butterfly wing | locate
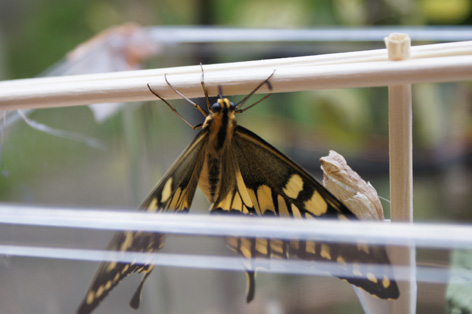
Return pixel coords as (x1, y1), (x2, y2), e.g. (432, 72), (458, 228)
(77, 129), (208, 314)
(212, 125), (399, 301)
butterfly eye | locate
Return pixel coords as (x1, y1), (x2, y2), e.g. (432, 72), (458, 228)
(211, 102), (221, 113)
(229, 101), (236, 110)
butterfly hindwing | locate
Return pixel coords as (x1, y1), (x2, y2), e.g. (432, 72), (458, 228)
(212, 125), (399, 300)
(77, 129), (208, 314)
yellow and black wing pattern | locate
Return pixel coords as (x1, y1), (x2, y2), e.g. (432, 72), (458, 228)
(77, 130), (209, 314)
(211, 125), (400, 301)
(78, 69), (399, 313)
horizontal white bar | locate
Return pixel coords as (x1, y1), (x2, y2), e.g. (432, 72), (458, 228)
(146, 26), (472, 43)
(0, 244), (460, 285)
(0, 204), (471, 250)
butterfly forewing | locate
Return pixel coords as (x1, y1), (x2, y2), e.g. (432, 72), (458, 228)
(77, 129), (209, 314)
(140, 128), (208, 211)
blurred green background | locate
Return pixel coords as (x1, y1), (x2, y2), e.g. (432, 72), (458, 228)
(0, 0), (471, 313)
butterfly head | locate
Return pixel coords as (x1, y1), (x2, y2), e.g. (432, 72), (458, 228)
(211, 98), (236, 114)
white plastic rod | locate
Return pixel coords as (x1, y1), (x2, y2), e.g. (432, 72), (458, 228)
(386, 33), (417, 314)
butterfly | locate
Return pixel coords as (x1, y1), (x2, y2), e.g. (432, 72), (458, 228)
(77, 66), (399, 313)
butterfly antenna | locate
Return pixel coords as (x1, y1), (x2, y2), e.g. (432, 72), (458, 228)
(200, 63), (212, 111)
(164, 74), (208, 118)
(235, 69), (276, 112)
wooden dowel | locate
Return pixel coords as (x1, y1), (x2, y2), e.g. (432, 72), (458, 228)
(0, 53), (471, 111)
(386, 33), (417, 314)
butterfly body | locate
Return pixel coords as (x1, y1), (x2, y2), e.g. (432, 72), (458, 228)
(77, 70), (399, 314)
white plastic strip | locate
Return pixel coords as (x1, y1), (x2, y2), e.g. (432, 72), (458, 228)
(0, 205), (471, 250)
(146, 26), (472, 43)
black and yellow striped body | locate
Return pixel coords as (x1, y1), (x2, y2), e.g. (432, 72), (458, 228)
(77, 72), (399, 314)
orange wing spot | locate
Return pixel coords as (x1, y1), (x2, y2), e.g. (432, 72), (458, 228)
(270, 240), (284, 255)
(357, 241), (370, 254)
(291, 204), (302, 218)
(227, 237), (238, 250)
(367, 272), (378, 284)
(168, 187), (182, 208)
(255, 239), (268, 255)
(277, 194), (290, 216)
(86, 290), (95, 305)
(304, 191), (328, 216)
(106, 261), (117, 272)
(105, 280), (112, 290)
(218, 189), (234, 209)
(120, 232), (134, 251)
(247, 188), (260, 214)
(282, 174), (304, 199)
(147, 198), (159, 212)
(290, 239), (300, 250)
(257, 185), (274, 213)
(337, 213), (349, 220)
(240, 238), (253, 258)
(320, 244), (331, 260)
(232, 193), (242, 210)
(305, 241), (316, 254)
(337, 255), (347, 265)
(95, 286), (105, 298)
(122, 264), (130, 274)
(236, 170), (253, 207)
(160, 178), (173, 203)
